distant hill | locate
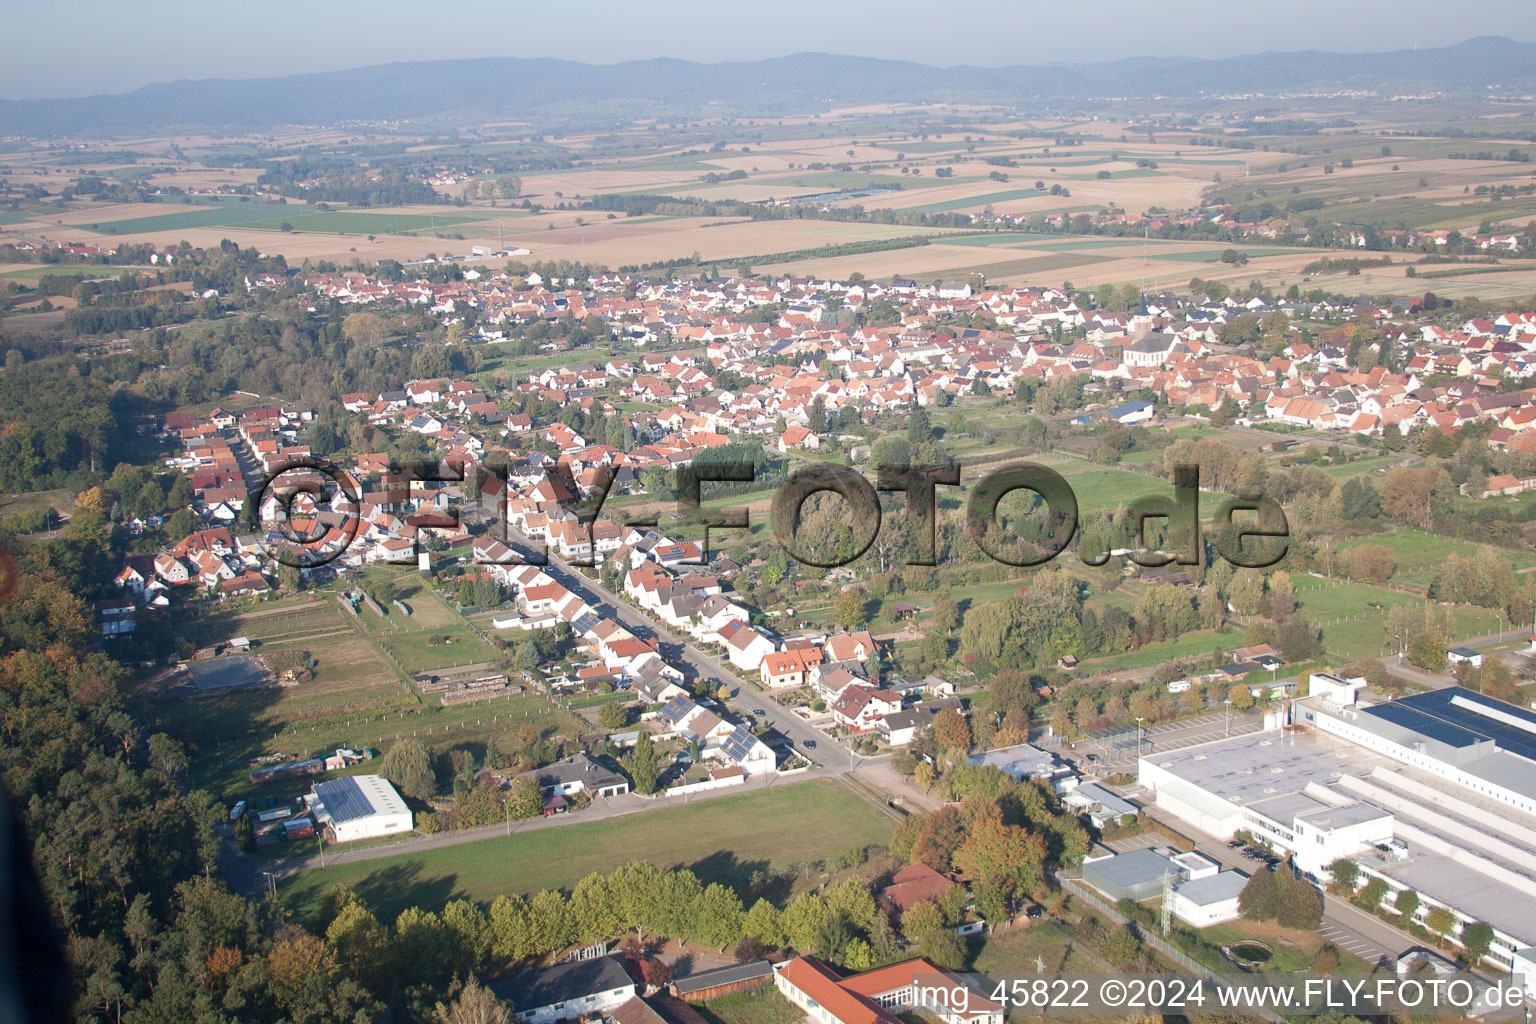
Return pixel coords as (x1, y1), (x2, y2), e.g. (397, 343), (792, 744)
(3, 37), (1534, 135)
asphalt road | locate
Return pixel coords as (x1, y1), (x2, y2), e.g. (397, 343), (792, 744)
(1141, 805), (1415, 968)
(222, 761), (825, 898)
(1384, 628), (1533, 689)
(501, 529), (839, 759)
(222, 530), (855, 899)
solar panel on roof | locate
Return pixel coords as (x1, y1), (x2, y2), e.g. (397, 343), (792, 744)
(721, 726), (755, 761)
(314, 777), (374, 823)
(1363, 686), (1536, 760)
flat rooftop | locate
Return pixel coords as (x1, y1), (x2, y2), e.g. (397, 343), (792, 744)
(1143, 727), (1395, 804)
(1362, 686), (1536, 760)
(1145, 727), (1536, 948)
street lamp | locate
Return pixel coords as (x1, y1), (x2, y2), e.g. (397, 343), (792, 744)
(1135, 717), (1145, 758)
(262, 871), (278, 900)
(1224, 698), (1232, 738)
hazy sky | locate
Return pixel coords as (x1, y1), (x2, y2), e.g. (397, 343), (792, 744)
(4, 0), (1532, 100)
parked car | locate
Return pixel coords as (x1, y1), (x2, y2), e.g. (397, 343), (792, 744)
(1025, 905), (1044, 920)
(1226, 839), (1245, 848)
(229, 800), (247, 822)
(804, 740), (816, 749)
(753, 708), (766, 717)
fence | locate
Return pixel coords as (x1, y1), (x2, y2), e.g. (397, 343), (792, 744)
(1059, 874), (1288, 1024)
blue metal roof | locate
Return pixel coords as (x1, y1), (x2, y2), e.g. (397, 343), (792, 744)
(1362, 686), (1536, 760)
(312, 777), (374, 824)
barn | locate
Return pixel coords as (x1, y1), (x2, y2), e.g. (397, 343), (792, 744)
(306, 774), (413, 842)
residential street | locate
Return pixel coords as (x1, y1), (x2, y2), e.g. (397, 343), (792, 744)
(500, 528), (839, 759)
(222, 529), (861, 900)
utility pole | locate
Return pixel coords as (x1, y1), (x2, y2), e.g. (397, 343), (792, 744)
(1160, 868), (1176, 937)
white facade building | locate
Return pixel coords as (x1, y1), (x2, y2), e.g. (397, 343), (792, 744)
(306, 774), (413, 842)
(1138, 678), (1536, 973)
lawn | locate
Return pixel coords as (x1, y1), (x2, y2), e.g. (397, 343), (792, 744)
(1197, 918), (1374, 974)
(1297, 577), (1511, 659)
(1054, 466), (1178, 514)
(1317, 455), (1405, 479)
(694, 988), (805, 1024)
(89, 201), (318, 234)
(1079, 626), (1241, 672)
(279, 778), (894, 924)
(89, 204), (483, 236)
(1338, 527), (1536, 585)
(0, 488), (71, 519)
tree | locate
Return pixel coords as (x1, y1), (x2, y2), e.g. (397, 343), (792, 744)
(833, 590), (867, 630)
(1394, 889), (1420, 921)
(920, 927), (967, 971)
(1238, 866), (1282, 920)
(1460, 921), (1494, 964)
(954, 801), (1047, 896)
(1425, 906), (1456, 941)
(627, 735), (660, 795)
(1276, 872), (1323, 930)
(1408, 631), (1447, 672)
(1227, 683), (1255, 711)
(598, 701), (629, 731)
(741, 898), (785, 948)
(380, 736), (436, 801)
(235, 812), (255, 852)
(506, 776), (543, 819)
(901, 900), (945, 942)
(1326, 858), (1358, 895)
(435, 977), (512, 1024)
(932, 708), (972, 752)
(1357, 877), (1390, 911)
(1348, 544), (1397, 583)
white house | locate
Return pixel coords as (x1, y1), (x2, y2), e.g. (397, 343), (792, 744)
(718, 619), (776, 671)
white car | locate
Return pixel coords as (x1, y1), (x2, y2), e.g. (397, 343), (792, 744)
(229, 800), (247, 821)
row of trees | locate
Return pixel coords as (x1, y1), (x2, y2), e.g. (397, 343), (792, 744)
(1327, 859), (1494, 965)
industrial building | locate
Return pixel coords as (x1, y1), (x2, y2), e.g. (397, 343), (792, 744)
(1166, 871), (1248, 928)
(1139, 674), (1536, 973)
(1079, 846), (1247, 927)
(305, 774), (413, 843)
(1080, 847), (1219, 901)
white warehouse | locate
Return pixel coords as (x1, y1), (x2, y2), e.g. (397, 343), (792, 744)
(1138, 675), (1536, 975)
(306, 774), (413, 842)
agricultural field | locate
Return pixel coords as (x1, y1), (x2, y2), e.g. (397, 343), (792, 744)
(141, 596), (415, 798)
(279, 778), (894, 924)
(12, 104), (1536, 294)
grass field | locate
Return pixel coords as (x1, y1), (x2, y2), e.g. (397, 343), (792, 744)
(1337, 527), (1536, 586)
(899, 188), (1046, 214)
(141, 577), (586, 802)
(90, 204), (483, 236)
(1296, 576), (1513, 659)
(279, 778), (894, 924)
(240, 211), (487, 234)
